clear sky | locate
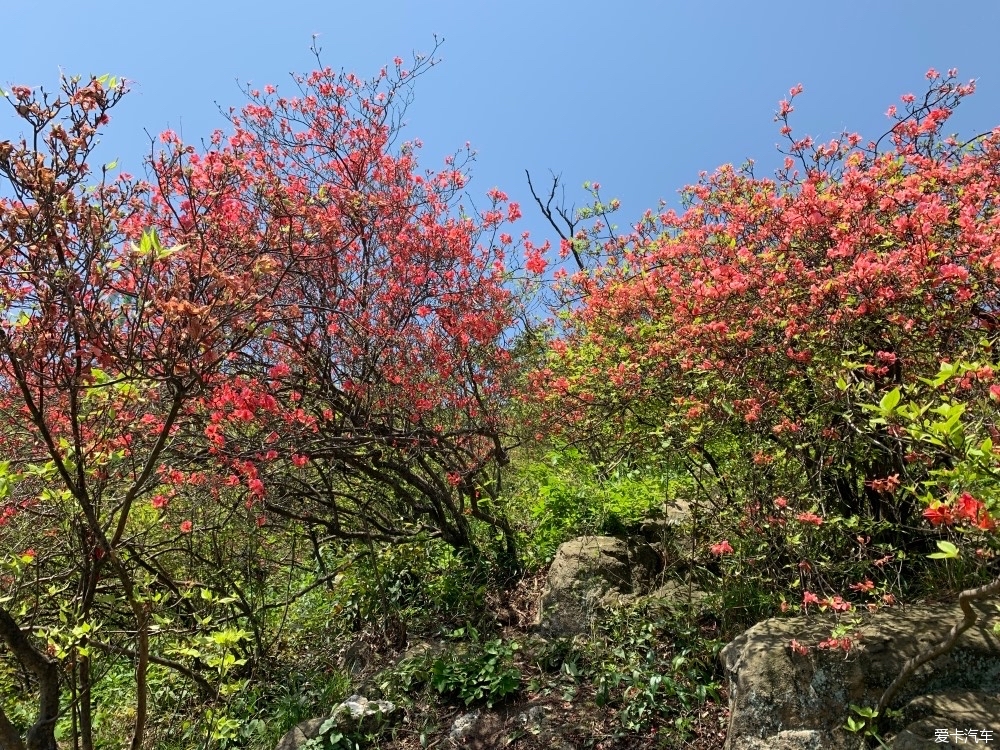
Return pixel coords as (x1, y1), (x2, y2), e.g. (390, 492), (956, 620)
(3, 1), (1000, 245)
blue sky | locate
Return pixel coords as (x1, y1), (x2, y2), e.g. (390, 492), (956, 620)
(4, 1), (1000, 246)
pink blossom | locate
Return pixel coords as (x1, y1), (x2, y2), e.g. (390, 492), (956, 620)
(710, 540), (734, 556)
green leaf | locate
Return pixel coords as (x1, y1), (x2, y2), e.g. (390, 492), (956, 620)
(850, 704), (879, 718)
(879, 388), (901, 413)
(928, 540), (960, 560)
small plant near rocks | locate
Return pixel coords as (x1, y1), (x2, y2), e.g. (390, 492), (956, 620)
(301, 722), (362, 750)
(843, 704), (902, 748)
(429, 628), (522, 707)
(374, 627), (521, 709)
(591, 605), (723, 739)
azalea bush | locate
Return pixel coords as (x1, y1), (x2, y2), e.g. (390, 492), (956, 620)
(532, 68), (1000, 619)
(0, 73), (272, 750)
(140, 45), (525, 564)
(0, 46), (526, 749)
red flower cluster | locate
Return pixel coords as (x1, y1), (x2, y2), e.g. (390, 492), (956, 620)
(923, 492), (995, 530)
(817, 637), (853, 652)
(801, 590), (854, 612)
(710, 540), (734, 556)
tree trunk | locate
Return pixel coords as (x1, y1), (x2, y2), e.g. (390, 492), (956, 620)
(0, 704), (27, 750)
(128, 605), (149, 750)
(80, 650), (94, 750)
(0, 604), (60, 750)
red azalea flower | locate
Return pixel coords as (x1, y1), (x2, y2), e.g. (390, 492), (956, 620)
(922, 502), (953, 527)
(954, 492), (982, 523)
(710, 540), (734, 556)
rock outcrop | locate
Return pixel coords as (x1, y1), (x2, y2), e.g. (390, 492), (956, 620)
(534, 535), (661, 636)
(273, 694), (399, 749)
(721, 599), (1000, 749)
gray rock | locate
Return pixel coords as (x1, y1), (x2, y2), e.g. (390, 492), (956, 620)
(641, 498), (692, 536)
(273, 717), (325, 750)
(641, 498), (708, 571)
(900, 689), (1000, 725)
(329, 694), (398, 734)
(890, 691), (1000, 748)
(399, 637), (445, 663)
(449, 709), (481, 742)
(647, 579), (708, 610)
(721, 600), (1000, 750)
(890, 721), (957, 749)
(517, 704), (548, 734)
(535, 536), (662, 636)
(733, 730), (829, 750)
(640, 499), (692, 546)
(273, 695), (399, 749)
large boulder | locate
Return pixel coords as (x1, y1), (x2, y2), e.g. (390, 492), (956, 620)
(891, 691), (1000, 748)
(273, 694), (399, 749)
(721, 600), (1000, 750)
(640, 498), (695, 568)
(535, 536), (661, 637)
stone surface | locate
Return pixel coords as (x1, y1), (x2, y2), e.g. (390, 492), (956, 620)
(535, 536), (662, 636)
(399, 636), (446, 664)
(640, 499), (692, 539)
(329, 694), (398, 733)
(889, 691), (1000, 748)
(721, 600), (1000, 750)
(731, 730), (830, 750)
(449, 709), (482, 742)
(443, 701), (580, 749)
(517, 704), (547, 728)
(646, 579), (709, 611)
(274, 717), (325, 750)
(272, 695), (399, 749)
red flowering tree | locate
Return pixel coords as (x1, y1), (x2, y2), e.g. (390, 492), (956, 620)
(533, 69), (1000, 602)
(138, 46), (523, 563)
(0, 51), (524, 749)
(0, 74), (278, 750)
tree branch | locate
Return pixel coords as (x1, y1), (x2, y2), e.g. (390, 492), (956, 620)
(88, 638), (214, 698)
(876, 574), (1000, 715)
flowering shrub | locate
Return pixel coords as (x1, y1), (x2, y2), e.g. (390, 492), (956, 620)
(532, 69), (1000, 629)
(0, 50), (526, 748)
